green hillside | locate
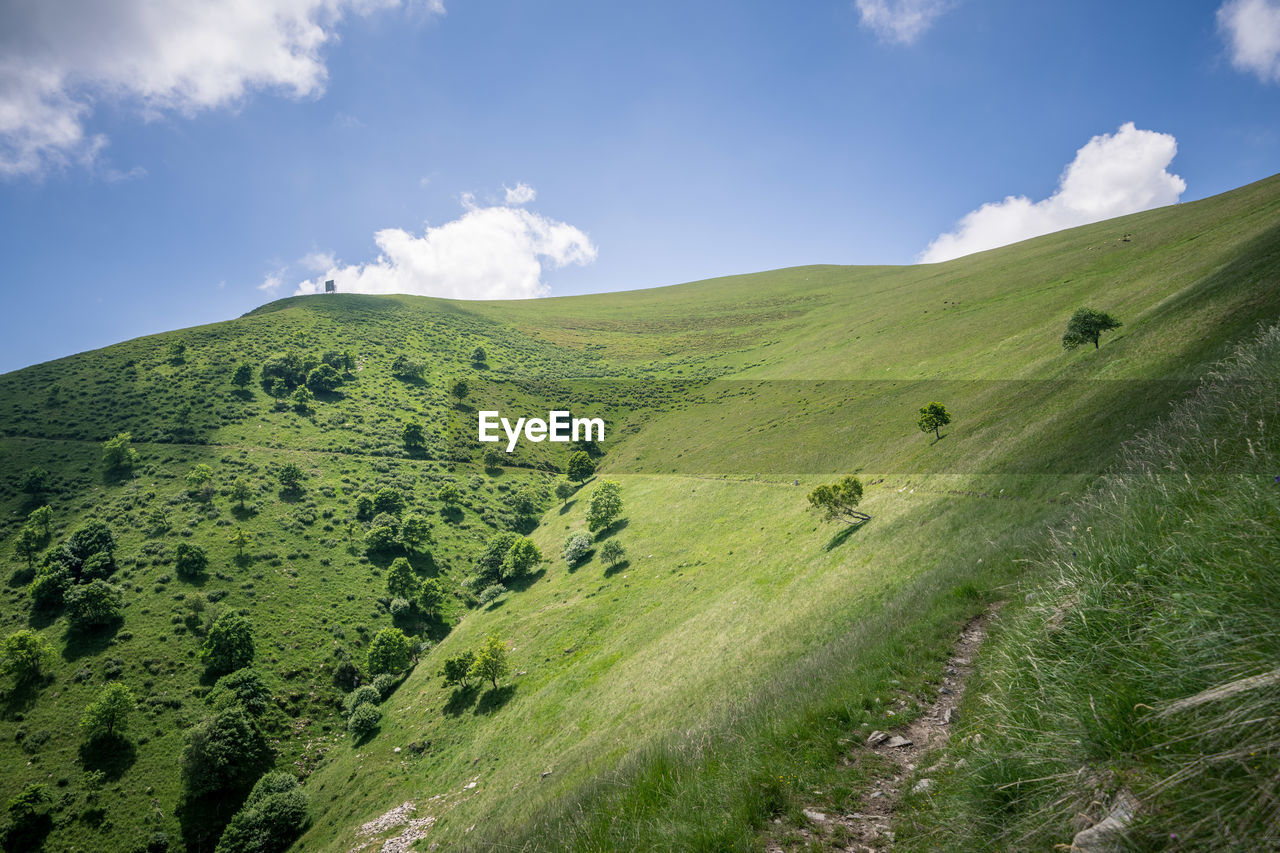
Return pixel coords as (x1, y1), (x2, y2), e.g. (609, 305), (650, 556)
(1, 173), (1278, 853)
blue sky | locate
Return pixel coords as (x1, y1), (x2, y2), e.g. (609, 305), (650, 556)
(1, 0), (1278, 372)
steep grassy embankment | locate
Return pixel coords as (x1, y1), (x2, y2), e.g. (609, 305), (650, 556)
(0, 172), (1276, 852)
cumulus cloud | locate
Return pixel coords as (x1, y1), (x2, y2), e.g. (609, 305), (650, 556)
(919, 123), (1186, 263)
(504, 182), (537, 205)
(294, 191), (597, 300)
(258, 270), (286, 292)
(0, 0), (441, 178)
(1218, 0), (1280, 83)
(855, 0), (952, 45)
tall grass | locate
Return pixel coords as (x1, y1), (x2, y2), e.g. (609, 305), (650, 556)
(899, 322), (1280, 850)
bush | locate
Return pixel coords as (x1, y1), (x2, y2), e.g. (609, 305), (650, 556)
(209, 669), (272, 716)
(364, 526), (398, 554)
(1, 630), (55, 685)
(600, 539), (626, 567)
(342, 685), (380, 716)
(28, 565), (71, 610)
(586, 481), (623, 533)
(477, 583), (507, 605)
(389, 597), (411, 618)
(367, 627), (413, 675)
(214, 772), (309, 853)
(174, 542), (208, 579)
(180, 707), (272, 798)
(500, 536), (542, 580)
(64, 580), (124, 630)
(418, 578), (444, 617)
(562, 532), (591, 565)
(372, 673), (398, 699)
(201, 613), (255, 675)
(439, 652), (476, 688)
(347, 703), (381, 739)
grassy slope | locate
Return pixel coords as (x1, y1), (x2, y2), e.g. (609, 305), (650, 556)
(0, 173), (1275, 851)
(896, 322), (1280, 851)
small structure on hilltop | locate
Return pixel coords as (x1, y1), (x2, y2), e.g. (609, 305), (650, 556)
(324, 279), (336, 294)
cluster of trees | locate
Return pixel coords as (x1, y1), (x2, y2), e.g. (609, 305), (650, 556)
(214, 771), (309, 853)
(240, 350), (355, 412)
(27, 520), (125, 631)
(438, 634), (510, 691)
(473, 531), (544, 587)
(385, 557), (446, 620)
(102, 432), (139, 477)
(355, 485), (435, 557)
(562, 530), (626, 568)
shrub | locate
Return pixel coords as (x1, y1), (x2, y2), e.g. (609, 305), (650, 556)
(439, 652), (475, 688)
(201, 613), (255, 675)
(342, 685), (381, 716)
(477, 583), (507, 605)
(180, 707), (272, 798)
(64, 580), (124, 630)
(600, 539), (626, 567)
(1, 630), (55, 685)
(347, 703), (381, 739)
(562, 532), (591, 565)
(586, 480), (623, 533)
(389, 597), (411, 618)
(501, 537), (542, 580)
(80, 682), (135, 743)
(209, 669), (272, 716)
(214, 772), (309, 853)
(367, 627), (413, 675)
(174, 542), (208, 579)
(372, 673), (398, 699)
(372, 486), (405, 516)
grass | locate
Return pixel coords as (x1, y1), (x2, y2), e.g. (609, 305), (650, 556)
(894, 322), (1280, 851)
(0, 172), (1276, 851)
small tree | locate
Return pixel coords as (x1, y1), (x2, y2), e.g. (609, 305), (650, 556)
(354, 493), (375, 521)
(1062, 307), (1122, 350)
(474, 531), (518, 584)
(449, 378), (469, 404)
(19, 467), (50, 499)
(402, 422), (426, 450)
(306, 363), (342, 393)
(232, 363), (255, 389)
(102, 432), (138, 476)
(399, 513), (433, 556)
(175, 542), (208, 580)
(439, 651), (475, 689)
(562, 532), (591, 565)
(364, 525), (399, 554)
(418, 578), (445, 618)
(0, 629), (54, 685)
(555, 480), (575, 506)
(386, 557), (420, 600)
(27, 566), (71, 611)
(290, 386), (314, 413)
(64, 580), (124, 630)
(567, 451), (595, 484)
(215, 772), (309, 853)
(167, 341), (187, 364)
(373, 486), (406, 516)
(228, 528), (253, 557)
(231, 478), (253, 509)
(209, 668), (273, 716)
(586, 480), (623, 533)
(470, 346), (487, 364)
(80, 682), (135, 743)
(600, 539), (626, 568)
(347, 703), (381, 739)
(483, 448), (505, 470)
(180, 707), (272, 798)
(186, 464), (215, 498)
(202, 613), (255, 675)
(469, 634), (511, 690)
(367, 627), (413, 675)
(917, 402), (951, 441)
(28, 505), (53, 538)
(501, 537), (542, 580)
(807, 475), (871, 524)
(390, 354), (424, 380)
(277, 462), (305, 492)
(437, 483), (461, 507)
(14, 526), (43, 569)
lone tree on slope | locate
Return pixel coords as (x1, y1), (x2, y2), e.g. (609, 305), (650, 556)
(807, 475), (871, 525)
(1062, 307), (1122, 350)
(917, 402), (951, 441)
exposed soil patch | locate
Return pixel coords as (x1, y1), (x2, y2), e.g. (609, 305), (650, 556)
(769, 606), (999, 852)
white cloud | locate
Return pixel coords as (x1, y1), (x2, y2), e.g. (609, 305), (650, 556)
(855, 0), (951, 45)
(919, 122), (1186, 263)
(294, 190), (596, 300)
(1218, 0), (1280, 83)
(258, 270), (286, 292)
(299, 250), (337, 272)
(0, 0), (442, 178)
(504, 182), (537, 205)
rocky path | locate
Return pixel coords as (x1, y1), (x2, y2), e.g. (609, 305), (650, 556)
(769, 607), (998, 852)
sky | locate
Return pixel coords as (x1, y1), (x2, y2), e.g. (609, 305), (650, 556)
(1, 0), (1278, 372)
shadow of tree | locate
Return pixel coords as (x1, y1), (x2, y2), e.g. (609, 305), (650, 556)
(593, 518), (629, 542)
(474, 684), (516, 716)
(439, 506), (463, 524)
(506, 568), (545, 593)
(442, 685), (480, 717)
(824, 519), (870, 551)
(178, 790), (248, 853)
(1, 679), (46, 719)
(603, 559), (631, 578)
(557, 499), (577, 516)
(229, 505), (258, 523)
(61, 622), (121, 662)
(79, 735), (137, 780)
(1, 812), (52, 851)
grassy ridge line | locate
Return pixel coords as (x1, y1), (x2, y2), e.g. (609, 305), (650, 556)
(896, 322), (1280, 850)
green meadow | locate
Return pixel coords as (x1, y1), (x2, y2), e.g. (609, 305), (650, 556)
(1, 172), (1278, 852)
